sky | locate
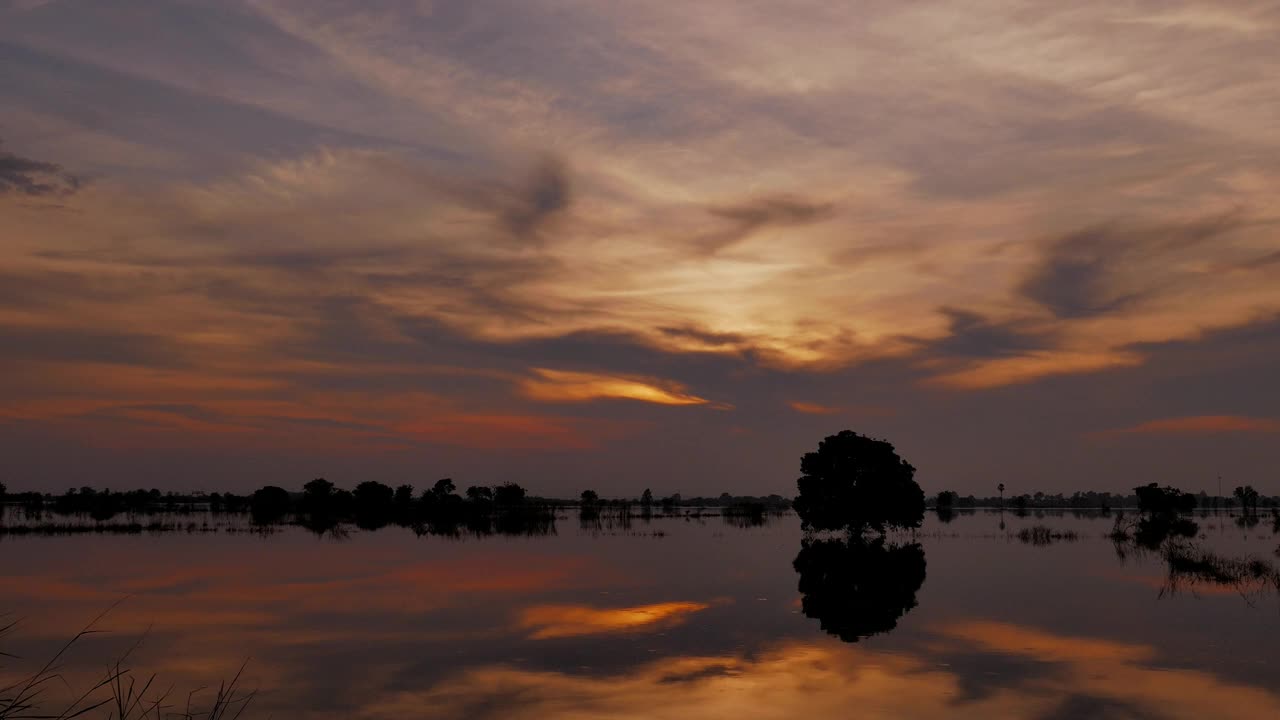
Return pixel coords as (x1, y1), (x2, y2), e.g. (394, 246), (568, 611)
(1, 0), (1278, 497)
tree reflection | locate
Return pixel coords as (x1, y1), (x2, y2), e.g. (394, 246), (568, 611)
(792, 537), (927, 642)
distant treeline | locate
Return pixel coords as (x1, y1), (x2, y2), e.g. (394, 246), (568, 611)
(0, 480), (792, 528)
(928, 487), (1277, 511)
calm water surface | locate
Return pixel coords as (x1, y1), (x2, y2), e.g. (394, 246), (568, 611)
(2, 510), (1278, 718)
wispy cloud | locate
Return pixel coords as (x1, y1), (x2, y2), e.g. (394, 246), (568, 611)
(518, 368), (715, 407)
(788, 401), (842, 415)
(923, 351), (1147, 390)
(3, 0), (1280, 488)
(1098, 415), (1280, 437)
(0, 139), (82, 196)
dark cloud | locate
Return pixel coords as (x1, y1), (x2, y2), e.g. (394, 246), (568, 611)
(1237, 246), (1280, 271)
(222, 246), (412, 274)
(0, 41), (436, 175)
(0, 326), (190, 369)
(709, 195), (834, 227)
(501, 156), (571, 237)
(0, 139), (82, 196)
(1020, 214), (1245, 319)
(926, 308), (1042, 359)
(695, 194), (835, 254)
(932, 649), (1053, 705)
(1035, 694), (1158, 720)
(1021, 227), (1130, 318)
(656, 324), (750, 352)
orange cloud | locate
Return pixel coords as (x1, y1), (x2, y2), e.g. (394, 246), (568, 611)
(787, 401), (841, 415)
(937, 620), (1155, 663)
(1099, 415), (1280, 437)
(518, 368), (716, 407)
(923, 350), (1145, 390)
(516, 601), (712, 639)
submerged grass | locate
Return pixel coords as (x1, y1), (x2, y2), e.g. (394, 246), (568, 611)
(1013, 525), (1080, 546)
(1161, 543), (1280, 602)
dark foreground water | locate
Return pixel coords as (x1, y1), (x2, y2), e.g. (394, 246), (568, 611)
(2, 510), (1278, 718)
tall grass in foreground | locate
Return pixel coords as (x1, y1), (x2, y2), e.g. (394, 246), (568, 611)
(0, 606), (253, 719)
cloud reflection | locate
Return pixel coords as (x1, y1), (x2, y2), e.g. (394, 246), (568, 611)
(516, 601), (712, 639)
(359, 622), (1280, 719)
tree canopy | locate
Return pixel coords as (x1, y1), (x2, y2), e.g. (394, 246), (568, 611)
(793, 431), (925, 533)
(1134, 483), (1197, 515)
(249, 485), (291, 525)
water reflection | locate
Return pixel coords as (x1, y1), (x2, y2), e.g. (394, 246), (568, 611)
(793, 537), (927, 642)
(2, 511), (1279, 718)
(517, 601), (711, 639)
(357, 623), (1280, 720)
(1108, 509), (1280, 601)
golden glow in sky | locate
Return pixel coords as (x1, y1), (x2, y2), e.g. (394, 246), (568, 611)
(1, 0), (1278, 492)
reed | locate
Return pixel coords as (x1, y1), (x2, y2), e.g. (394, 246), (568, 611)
(0, 606), (253, 720)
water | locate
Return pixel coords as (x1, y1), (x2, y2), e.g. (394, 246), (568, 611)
(1, 510), (1277, 718)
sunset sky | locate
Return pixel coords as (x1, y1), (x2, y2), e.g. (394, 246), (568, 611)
(2, 0), (1278, 496)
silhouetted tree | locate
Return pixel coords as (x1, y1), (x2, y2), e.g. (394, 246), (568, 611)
(1134, 483), (1197, 515)
(793, 431), (925, 534)
(392, 484), (415, 522)
(579, 489), (600, 521)
(1234, 485), (1260, 514)
(250, 486), (291, 525)
(420, 478), (463, 524)
(933, 490), (957, 523)
(394, 484), (415, 507)
(793, 537), (927, 642)
(997, 482), (1005, 508)
(494, 482), (527, 507)
(353, 481), (394, 529)
(301, 478), (337, 520)
(303, 478), (334, 502)
(354, 481), (393, 507)
(332, 488), (353, 511)
(641, 488), (653, 510)
(460, 486), (495, 528)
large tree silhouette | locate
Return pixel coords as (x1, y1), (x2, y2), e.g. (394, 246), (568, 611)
(793, 431), (925, 533)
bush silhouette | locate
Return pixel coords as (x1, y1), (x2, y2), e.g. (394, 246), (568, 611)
(493, 482), (527, 507)
(1134, 483), (1196, 515)
(250, 485), (291, 525)
(793, 431), (925, 534)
